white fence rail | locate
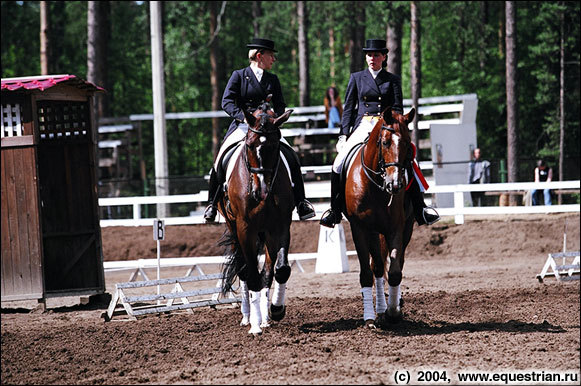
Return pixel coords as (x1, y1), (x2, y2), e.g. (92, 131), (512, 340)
(99, 180), (579, 227)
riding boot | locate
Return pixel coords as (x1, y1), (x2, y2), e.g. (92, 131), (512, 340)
(203, 167), (223, 223)
(281, 144), (316, 220)
(319, 171), (343, 228)
(408, 177), (440, 226)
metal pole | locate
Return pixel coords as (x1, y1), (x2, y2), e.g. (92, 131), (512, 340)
(157, 239), (161, 304)
(150, 1), (169, 217)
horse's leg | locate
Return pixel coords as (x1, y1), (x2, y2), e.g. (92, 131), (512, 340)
(370, 235), (387, 316)
(237, 226), (263, 335)
(267, 228), (291, 322)
(239, 279), (250, 326)
(258, 244), (273, 329)
(351, 224), (376, 327)
(385, 230), (405, 322)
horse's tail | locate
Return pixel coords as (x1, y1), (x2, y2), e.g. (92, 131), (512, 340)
(218, 228), (245, 295)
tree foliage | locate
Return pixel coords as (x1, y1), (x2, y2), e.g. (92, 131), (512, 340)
(1, 0), (579, 182)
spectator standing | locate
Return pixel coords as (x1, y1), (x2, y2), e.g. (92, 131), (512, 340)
(468, 148), (490, 207)
(532, 159), (553, 206)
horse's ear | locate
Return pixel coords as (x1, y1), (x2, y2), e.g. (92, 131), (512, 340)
(273, 109), (293, 127)
(404, 108), (416, 124)
(243, 109), (257, 127)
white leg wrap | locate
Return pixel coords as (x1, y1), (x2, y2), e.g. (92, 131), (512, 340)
(272, 281), (286, 307)
(375, 277), (387, 314)
(248, 290), (262, 334)
(239, 281), (250, 326)
(387, 285), (401, 313)
(361, 287), (375, 321)
(260, 288), (270, 328)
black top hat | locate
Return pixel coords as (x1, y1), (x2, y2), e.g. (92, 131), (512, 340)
(363, 39), (389, 54)
(247, 38), (277, 52)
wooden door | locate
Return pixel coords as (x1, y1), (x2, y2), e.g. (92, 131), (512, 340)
(36, 100), (104, 294)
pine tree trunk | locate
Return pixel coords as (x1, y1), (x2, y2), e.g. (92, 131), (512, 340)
(252, 1), (262, 37)
(40, 1), (50, 75)
(410, 1), (421, 151)
(87, 1), (110, 118)
(349, 1), (365, 74)
(386, 19), (402, 78)
(329, 26), (335, 83)
(210, 1), (221, 159)
(297, 1), (310, 107)
(558, 4), (565, 201)
(505, 1), (519, 205)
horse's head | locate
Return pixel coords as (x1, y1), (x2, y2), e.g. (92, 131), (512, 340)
(373, 107), (415, 194)
(242, 100), (293, 202)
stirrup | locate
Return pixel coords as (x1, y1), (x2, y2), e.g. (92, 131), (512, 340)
(422, 206), (440, 225)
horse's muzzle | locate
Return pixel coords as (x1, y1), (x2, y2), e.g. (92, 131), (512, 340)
(383, 171), (405, 194)
(384, 179), (403, 194)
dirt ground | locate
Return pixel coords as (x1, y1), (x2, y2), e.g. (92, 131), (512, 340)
(2, 213), (580, 385)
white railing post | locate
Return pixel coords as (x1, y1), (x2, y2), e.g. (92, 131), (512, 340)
(454, 189), (465, 224)
(133, 203), (141, 220)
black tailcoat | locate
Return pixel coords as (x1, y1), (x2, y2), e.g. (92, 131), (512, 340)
(221, 66), (286, 138)
(341, 69), (403, 136)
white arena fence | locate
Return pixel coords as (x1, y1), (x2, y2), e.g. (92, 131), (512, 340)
(101, 181), (579, 279)
(99, 180), (579, 227)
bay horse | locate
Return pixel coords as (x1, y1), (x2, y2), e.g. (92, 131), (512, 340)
(219, 101), (294, 335)
(343, 108), (416, 328)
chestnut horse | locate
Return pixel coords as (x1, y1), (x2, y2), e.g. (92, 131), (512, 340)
(344, 108), (416, 328)
(219, 101), (294, 335)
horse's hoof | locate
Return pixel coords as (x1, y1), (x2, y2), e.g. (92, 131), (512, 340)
(385, 309), (403, 323)
(364, 319), (377, 329)
(240, 315), (250, 326)
(269, 304), (286, 321)
(376, 313), (387, 328)
(248, 326), (262, 335)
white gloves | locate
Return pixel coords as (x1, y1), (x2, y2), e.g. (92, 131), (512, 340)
(336, 135), (347, 153)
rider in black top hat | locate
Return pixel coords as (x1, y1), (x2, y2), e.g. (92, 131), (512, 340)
(203, 38), (316, 223)
(319, 39), (440, 228)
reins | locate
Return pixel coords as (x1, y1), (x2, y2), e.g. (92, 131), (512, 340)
(244, 112), (281, 199)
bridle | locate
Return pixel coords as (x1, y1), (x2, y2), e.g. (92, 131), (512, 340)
(360, 120), (410, 203)
(244, 111), (281, 198)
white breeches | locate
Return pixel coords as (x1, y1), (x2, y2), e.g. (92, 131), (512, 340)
(332, 116), (380, 174)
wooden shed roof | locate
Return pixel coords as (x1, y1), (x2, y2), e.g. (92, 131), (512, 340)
(1, 74), (104, 93)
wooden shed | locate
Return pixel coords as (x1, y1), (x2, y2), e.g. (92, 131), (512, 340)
(1, 74), (106, 305)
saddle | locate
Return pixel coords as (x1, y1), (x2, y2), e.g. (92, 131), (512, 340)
(341, 142), (365, 183)
(218, 141), (293, 192)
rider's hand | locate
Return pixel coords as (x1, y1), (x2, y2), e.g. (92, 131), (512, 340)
(336, 135), (347, 153)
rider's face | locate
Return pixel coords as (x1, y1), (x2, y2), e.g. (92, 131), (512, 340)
(257, 50), (277, 71)
(366, 51), (386, 71)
